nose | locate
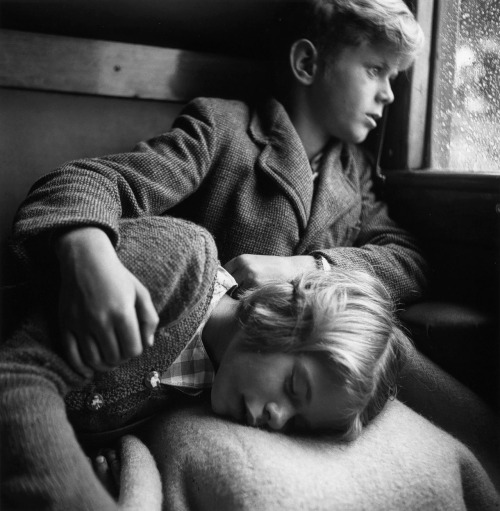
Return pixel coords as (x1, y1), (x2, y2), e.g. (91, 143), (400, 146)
(378, 79), (394, 105)
(263, 401), (294, 431)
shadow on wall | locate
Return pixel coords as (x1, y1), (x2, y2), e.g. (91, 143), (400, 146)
(0, 0), (278, 58)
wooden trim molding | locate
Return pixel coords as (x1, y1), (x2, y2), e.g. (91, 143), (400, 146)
(0, 29), (259, 101)
(428, 0), (460, 169)
(377, 0), (435, 172)
(406, 0), (435, 170)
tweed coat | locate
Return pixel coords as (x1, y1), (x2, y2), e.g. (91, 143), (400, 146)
(12, 96), (427, 304)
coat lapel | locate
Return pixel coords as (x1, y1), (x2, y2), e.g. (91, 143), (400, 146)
(295, 142), (359, 254)
(249, 98), (313, 230)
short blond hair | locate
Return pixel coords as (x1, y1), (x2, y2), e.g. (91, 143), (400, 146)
(237, 268), (410, 440)
(274, 0), (424, 70)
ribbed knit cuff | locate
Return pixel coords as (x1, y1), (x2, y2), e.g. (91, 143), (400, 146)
(0, 377), (117, 511)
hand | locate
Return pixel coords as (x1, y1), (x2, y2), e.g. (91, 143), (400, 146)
(224, 254), (316, 294)
(55, 227), (159, 376)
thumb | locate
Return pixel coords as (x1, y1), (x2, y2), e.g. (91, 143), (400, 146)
(135, 282), (159, 349)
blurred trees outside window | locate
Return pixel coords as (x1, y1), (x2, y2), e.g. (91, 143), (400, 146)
(432, 0), (500, 172)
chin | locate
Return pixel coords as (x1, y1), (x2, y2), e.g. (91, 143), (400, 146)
(211, 387), (237, 421)
(350, 131), (369, 144)
(210, 387), (223, 415)
(336, 129), (369, 145)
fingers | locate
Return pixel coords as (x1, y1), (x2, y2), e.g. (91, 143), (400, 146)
(113, 312), (143, 360)
(58, 261), (158, 372)
(94, 454), (109, 480)
(134, 282), (159, 349)
(61, 316), (125, 374)
(97, 449), (121, 484)
(61, 317), (144, 373)
(88, 308), (142, 366)
(93, 449), (120, 499)
(82, 327), (121, 368)
(62, 330), (93, 378)
(225, 255), (303, 291)
(60, 295), (153, 373)
(62, 328), (115, 375)
(108, 280), (158, 360)
(224, 255), (255, 289)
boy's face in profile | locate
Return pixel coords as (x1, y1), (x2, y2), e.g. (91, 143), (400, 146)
(309, 40), (400, 144)
(211, 335), (351, 433)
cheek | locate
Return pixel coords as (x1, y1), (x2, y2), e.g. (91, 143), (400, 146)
(212, 353), (250, 398)
(339, 72), (368, 105)
(343, 86), (365, 112)
(211, 360), (237, 404)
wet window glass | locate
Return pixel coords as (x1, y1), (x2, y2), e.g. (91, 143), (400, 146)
(432, 0), (500, 172)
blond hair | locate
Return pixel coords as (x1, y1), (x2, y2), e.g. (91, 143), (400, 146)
(237, 268), (410, 440)
(274, 0), (424, 70)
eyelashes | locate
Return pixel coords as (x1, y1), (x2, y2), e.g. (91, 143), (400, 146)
(366, 65), (399, 82)
(286, 367), (301, 404)
(367, 66), (382, 77)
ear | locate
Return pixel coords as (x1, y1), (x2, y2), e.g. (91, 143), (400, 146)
(289, 39), (319, 85)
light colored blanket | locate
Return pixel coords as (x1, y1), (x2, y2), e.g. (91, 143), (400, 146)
(138, 398), (499, 511)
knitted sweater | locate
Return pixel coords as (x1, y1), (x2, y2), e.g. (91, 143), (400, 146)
(0, 217), (219, 510)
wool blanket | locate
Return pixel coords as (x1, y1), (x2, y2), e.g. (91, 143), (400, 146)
(136, 398), (499, 511)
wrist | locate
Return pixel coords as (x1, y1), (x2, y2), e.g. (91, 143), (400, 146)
(54, 226), (113, 262)
(291, 255), (318, 273)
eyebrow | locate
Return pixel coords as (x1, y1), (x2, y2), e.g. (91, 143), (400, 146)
(382, 59), (401, 76)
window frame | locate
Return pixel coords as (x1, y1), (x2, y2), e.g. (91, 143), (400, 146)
(382, 0), (499, 176)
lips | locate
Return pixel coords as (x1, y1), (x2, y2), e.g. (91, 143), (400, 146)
(244, 400), (258, 427)
(365, 113), (381, 129)
(240, 397), (250, 424)
(242, 398), (265, 428)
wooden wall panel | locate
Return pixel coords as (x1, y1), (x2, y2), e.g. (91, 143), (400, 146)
(0, 29), (260, 101)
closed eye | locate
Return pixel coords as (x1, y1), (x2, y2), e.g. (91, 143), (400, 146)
(287, 360), (312, 403)
(287, 365), (307, 405)
(287, 369), (298, 400)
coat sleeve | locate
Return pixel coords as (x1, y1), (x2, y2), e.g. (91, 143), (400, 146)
(312, 149), (429, 305)
(10, 98), (219, 271)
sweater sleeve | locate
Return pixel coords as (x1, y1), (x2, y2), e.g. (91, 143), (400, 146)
(0, 314), (117, 510)
(313, 148), (429, 305)
(0, 330), (161, 511)
(10, 98), (219, 272)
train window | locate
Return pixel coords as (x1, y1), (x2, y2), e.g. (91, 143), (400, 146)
(431, 0), (500, 172)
